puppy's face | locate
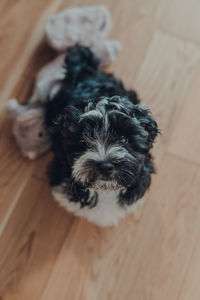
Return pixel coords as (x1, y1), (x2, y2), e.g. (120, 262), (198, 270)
(62, 96), (158, 190)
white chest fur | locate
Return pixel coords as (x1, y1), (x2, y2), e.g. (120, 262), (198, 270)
(52, 186), (139, 226)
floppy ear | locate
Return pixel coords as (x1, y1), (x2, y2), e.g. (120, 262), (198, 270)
(133, 104), (159, 148)
(62, 106), (82, 152)
(62, 106), (81, 133)
(109, 110), (147, 136)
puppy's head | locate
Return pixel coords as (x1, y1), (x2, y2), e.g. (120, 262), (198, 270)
(60, 96), (159, 190)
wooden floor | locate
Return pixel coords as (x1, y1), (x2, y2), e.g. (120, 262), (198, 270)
(1, 0), (200, 299)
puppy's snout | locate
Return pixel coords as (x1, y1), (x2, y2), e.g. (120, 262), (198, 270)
(98, 161), (114, 176)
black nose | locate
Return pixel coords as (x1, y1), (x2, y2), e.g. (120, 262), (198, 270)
(98, 161), (114, 176)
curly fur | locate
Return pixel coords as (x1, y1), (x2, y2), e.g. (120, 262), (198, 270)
(45, 45), (159, 226)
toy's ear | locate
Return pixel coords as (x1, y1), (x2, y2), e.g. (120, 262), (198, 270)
(62, 106), (81, 134)
(18, 115), (36, 123)
(90, 6), (111, 36)
(17, 112), (42, 125)
(47, 105), (81, 137)
(133, 104), (159, 149)
(6, 99), (23, 119)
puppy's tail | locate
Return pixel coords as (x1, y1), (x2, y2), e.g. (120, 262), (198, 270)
(64, 45), (100, 86)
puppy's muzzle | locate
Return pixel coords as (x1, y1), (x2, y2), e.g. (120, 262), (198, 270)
(98, 161), (114, 178)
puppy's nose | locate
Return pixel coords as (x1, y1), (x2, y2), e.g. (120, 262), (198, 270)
(98, 161), (114, 176)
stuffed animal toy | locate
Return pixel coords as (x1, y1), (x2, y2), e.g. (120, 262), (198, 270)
(6, 55), (67, 159)
(31, 5), (121, 105)
(6, 5), (121, 159)
(29, 54), (66, 104)
(45, 5), (121, 66)
(6, 99), (51, 159)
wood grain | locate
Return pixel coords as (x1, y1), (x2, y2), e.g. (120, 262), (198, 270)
(156, 0), (200, 43)
(0, 176), (73, 299)
(168, 66), (200, 164)
(0, 0), (62, 110)
(134, 31), (200, 164)
(0, 77), (35, 234)
(1, 0), (200, 299)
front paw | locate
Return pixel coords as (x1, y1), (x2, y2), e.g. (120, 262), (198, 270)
(71, 181), (98, 208)
(80, 190), (98, 208)
(119, 188), (136, 206)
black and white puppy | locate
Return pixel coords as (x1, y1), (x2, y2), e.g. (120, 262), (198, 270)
(45, 45), (159, 226)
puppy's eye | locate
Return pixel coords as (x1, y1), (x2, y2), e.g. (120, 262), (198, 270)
(119, 136), (127, 144)
(38, 132), (44, 138)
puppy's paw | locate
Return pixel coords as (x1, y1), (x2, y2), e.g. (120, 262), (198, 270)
(80, 190), (98, 208)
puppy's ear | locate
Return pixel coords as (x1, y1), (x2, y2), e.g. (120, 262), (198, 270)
(109, 110), (147, 136)
(63, 106), (81, 123)
(47, 105), (81, 137)
(133, 104), (159, 148)
(62, 106), (81, 133)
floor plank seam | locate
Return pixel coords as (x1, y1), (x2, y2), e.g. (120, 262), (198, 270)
(166, 151), (200, 168)
(0, 0), (63, 111)
(0, 176), (29, 238)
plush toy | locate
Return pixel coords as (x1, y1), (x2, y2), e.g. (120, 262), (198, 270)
(6, 99), (51, 159)
(45, 5), (121, 66)
(6, 6), (121, 159)
(29, 54), (66, 103)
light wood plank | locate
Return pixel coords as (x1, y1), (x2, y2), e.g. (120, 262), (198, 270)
(0, 77), (35, 233)
(134, 31), (200, 163)
(0, 0), (62, 110)
(0, 175), (74, 299)
(156, 0), (200, 43)
(168, 67), (200, 164)
(109, 15), (156, 87)
(178, 230), (200, 300)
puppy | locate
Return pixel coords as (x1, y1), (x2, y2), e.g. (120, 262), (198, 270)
(45, 45), (159, 226)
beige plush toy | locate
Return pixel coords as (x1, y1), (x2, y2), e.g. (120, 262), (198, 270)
(6, 5), (121, 159)
(45, 5), (121, 66)
(6, 99), (51, 159)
